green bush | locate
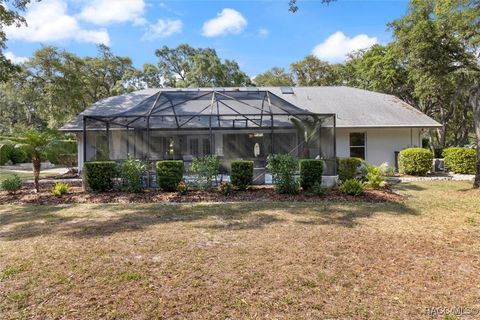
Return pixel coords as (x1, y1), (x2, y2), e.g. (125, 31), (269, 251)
(339, 179), (364, 196)
(57, 154), (77, 168)
(0, 143), (14, 165)
(45, 140), (77, 165)
(378, 162), (395, 176)
(365, 166), (386, 188)
(191, 155), (220, 190)
(443, 147), (476, 174)
(51, 182), (70, 197)
(9, 146), (28, 164)
(230, 160), (253, 190)
(311, 181), (329, 197)
(266, 154), (300, 194)
(218, 181), (233, 196)
(336, 157), (363, 182)
(176, 180), (189, 195)
(1, 174), (22, 193)
(118, 156), (148, 193)
(299, 159), (323, 191)
(84, 161), (117, 192)
(398, 148), (433, 176)
(156, 160), (183, 191)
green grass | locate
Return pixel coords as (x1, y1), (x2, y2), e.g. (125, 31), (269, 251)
(0, 168), (58, 184)
(0, 181), (479, 319)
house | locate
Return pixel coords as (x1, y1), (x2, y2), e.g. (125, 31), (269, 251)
(60, 86), (440, 184)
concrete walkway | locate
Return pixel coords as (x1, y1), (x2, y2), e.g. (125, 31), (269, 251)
(386, 173), (475, 183)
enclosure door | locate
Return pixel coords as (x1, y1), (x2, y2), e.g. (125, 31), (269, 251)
(223, 133), (268, 161)
(187, 135), (211, 157)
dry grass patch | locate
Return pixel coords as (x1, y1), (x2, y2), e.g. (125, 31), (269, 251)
(0, 181), (479, 319)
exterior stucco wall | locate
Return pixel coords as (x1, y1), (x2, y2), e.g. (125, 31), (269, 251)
(336, 127), (422, 167)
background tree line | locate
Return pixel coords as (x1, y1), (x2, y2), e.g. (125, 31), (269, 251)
(1, 0), (478, 153)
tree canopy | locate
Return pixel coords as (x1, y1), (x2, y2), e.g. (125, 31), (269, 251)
(155, 44), (251, 88)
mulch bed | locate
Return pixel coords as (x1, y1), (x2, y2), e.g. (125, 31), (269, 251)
(0, 181), (405, 205)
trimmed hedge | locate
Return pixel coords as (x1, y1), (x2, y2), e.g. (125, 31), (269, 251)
(10, 146), (28, 164)
(336, 157), (363, 182)
(84, 161), (117, 192)
(45, 140), (77, 165)
(299, 159), (323, 191)
(0, 143), (13, 165)
(230, 160), (254, 190)
(0, 143), (28, 164)
(398, 148), (433, 176)
(443, 147), (476, 174)
(156, 160), (183, 191)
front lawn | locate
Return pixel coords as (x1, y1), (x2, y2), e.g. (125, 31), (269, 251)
(0, 168), (62, 184)
(1, 181), (479, 319)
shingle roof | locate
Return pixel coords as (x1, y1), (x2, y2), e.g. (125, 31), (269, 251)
(60, 86), (441, 131)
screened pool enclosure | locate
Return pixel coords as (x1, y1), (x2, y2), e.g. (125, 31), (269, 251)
(82, 89), (336, 185)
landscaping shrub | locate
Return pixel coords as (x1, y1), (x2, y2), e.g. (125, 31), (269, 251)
(51, 182), (69, 197)
(218, 181), (233, 196)
(1, 174), (22, 193)
(339, 179), (364, 196)
(266, 154), (300, 194)
(230, 160), (253, 190)
(57, 154), (77, 168)
(190, 155), (220, 190)
(378, 162), (395, 176)
(84, 161), (117, 192)
(118, 156), (148, 193)
(45, 140), (77, 165)
(0, 143), (14, 165)
(156, 160), (183, 191)
(311, 181), (329, 196)
(398, 148), (433, 176)
(299, 159), (323, 191)
(336, 157), (363, 182)
(443, 147), (476, 174)
(10, 146), (28, 164)
(365, 165), (386, 188)
(176, 180), (189, 195)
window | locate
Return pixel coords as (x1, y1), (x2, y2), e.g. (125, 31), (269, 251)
(349, 132), (365, 159)
(190, 138), (199, 156)
(188, 135), (211, 156)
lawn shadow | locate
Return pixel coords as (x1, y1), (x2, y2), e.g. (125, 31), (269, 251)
(0, 203), (284, 240)
(290, 201), (417, 228)
(392, 183), (426, 191)
(0, 199), (418, 240)
(0, 205), (70, 226)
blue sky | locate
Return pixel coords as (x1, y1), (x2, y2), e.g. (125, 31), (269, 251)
(5, 0), (410, 77)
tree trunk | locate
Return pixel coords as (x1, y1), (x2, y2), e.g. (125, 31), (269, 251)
(32, 153), (41, 192)
(470, 85), (480, 188)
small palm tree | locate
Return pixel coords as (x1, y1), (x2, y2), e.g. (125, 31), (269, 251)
(291, 115), (322, 158)
(2, 129), (63, 192)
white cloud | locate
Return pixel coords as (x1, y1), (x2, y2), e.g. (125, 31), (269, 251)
(142, 19), (182, 41)
(5, 0), (110, 45)
(79, 0), (146, 26)
(202, 8), (247, 37)
(258, 28), (269, 38)
(142, 19), (183, 41)
(312, 31), (378, 62)
(4, 51), (28, 64)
